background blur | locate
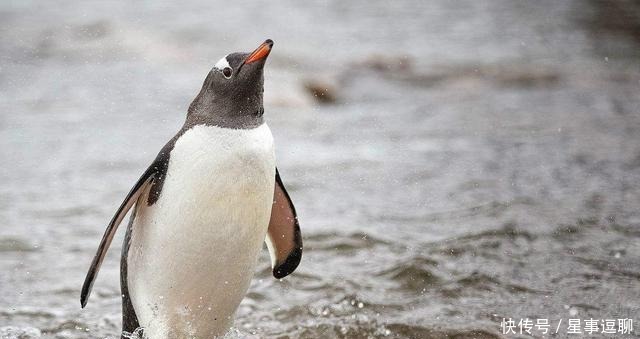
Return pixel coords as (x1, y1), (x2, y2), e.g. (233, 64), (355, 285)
(1, 1), (639, 338)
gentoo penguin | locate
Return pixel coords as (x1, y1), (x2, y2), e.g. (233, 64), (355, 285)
(80, 39), (302, 338)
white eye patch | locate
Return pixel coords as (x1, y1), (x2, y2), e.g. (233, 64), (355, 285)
(213, 55), (230, 71)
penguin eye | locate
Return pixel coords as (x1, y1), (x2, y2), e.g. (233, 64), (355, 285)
(222, 67), (232, 79)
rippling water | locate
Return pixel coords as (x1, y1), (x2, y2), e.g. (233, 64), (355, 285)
(1, 1), (639, 338)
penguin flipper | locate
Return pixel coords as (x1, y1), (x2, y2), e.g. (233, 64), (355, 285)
(80, 166), (156, 308)
(265, 168), (303, 279)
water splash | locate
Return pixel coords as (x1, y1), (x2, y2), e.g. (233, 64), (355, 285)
(121, 327), (143, 339)
(0, 326), (42, 339)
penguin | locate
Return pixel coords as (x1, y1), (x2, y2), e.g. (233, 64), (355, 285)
(80, 39), (302, 339)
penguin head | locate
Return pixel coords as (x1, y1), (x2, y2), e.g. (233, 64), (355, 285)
(187, 39), (274, 128)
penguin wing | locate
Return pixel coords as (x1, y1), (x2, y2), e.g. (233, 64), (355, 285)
(265, 168), (303, 279)
(80, 164), (158, 308)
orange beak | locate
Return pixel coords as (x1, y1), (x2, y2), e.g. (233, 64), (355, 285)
(244, 39), (274, 64)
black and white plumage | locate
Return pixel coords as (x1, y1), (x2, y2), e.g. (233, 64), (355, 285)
(80, 40), (302, 338)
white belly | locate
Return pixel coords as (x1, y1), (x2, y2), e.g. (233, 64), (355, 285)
(127, 123), (276, 338)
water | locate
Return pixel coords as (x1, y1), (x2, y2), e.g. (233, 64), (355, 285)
(1, 1), (639, 338)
